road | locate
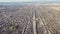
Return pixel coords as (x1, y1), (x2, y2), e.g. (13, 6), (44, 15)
(0, 5), (60, 34)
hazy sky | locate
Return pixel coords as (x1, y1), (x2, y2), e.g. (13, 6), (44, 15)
(0, 0), (59, 2)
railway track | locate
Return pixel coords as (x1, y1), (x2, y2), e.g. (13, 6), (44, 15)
(32, 10), (52, 34)
(0, 5), (60, 34)
(39, 14), (52, 34)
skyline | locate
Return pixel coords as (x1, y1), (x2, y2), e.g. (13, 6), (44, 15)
(0, 0), (59, 2)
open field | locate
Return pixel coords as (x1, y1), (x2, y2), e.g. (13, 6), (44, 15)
(49, 7), (60, 10)
(0, 4), (60, 34)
